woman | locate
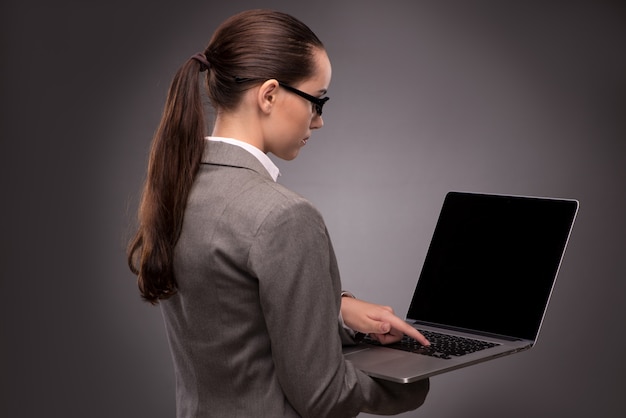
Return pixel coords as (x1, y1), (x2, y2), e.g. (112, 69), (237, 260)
(128, 9), (429, 417)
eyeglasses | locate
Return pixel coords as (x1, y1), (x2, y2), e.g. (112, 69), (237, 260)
(234, 77), (330, 116)
(278, 82), (329, 116)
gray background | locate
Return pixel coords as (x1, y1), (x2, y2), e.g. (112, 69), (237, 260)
(2, 1), (624, 417)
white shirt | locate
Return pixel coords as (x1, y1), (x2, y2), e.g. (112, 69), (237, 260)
(207, 136), (280, 182)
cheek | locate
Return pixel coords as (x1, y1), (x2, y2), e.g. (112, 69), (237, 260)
(284, 112), (310, 136)
(285, 98), (313, 124)
(297, 108), (315, 130)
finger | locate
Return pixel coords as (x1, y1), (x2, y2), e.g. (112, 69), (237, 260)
(360, 319), (391, 335)
(367, 308), (430, 346)
(385, 316), (430, 346)
(370, 329), (404, 344)
(378, 322), (391, 334)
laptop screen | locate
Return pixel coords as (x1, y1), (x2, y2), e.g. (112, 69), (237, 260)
(407, 192), (578, 341)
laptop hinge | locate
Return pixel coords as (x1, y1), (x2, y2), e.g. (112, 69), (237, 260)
(407, 319), (522, 342)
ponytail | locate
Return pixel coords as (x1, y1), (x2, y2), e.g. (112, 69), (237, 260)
(127, 56), (208, 304)
(128, 9), (325, 304)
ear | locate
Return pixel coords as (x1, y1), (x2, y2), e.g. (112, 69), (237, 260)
(257, 79), (279, 115)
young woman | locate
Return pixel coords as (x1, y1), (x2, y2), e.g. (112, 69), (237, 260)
(128, 9), (429, 417)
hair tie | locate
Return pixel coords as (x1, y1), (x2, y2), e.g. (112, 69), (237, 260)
(191, 52), (211, 72)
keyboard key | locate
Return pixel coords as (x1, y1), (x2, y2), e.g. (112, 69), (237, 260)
(362, 329), (499, 360)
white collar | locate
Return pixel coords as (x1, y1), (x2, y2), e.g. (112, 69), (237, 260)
(207, 136), (280, 182)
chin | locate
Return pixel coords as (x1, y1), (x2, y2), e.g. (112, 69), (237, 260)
(274, 151), (299, 161)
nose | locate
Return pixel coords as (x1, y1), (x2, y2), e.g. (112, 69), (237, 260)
(310, 114), (324, 130)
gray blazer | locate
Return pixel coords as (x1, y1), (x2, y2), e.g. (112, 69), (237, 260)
(161, 141), (429, 417)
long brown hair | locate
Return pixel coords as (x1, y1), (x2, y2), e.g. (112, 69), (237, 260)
(127, 10), (324, 304)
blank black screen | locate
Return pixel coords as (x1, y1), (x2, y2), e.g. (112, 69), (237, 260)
(407, 192), (578, 341)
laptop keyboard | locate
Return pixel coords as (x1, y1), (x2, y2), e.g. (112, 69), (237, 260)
(362, 329), (499, 360)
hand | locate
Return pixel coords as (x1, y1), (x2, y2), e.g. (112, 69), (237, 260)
(341, 296), (430, 346)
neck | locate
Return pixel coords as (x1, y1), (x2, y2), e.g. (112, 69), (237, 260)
(212, 89), (266, 152)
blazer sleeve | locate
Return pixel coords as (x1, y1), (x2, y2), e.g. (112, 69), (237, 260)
(248, 197), (429, 417)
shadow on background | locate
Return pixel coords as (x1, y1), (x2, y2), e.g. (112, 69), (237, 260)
(1, 1), (624, 417)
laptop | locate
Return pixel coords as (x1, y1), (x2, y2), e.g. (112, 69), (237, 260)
(343, 191), (578, 383)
